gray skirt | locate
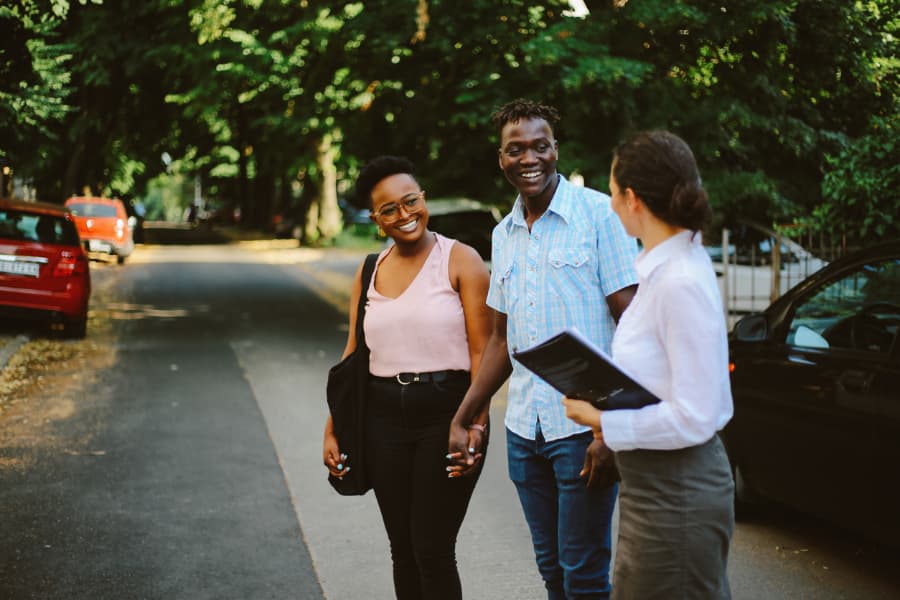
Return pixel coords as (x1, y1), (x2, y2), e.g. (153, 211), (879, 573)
(612, 435), (734, 600)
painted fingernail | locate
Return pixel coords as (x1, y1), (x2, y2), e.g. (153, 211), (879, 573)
(337, 463), (343, 470)
(345, 467), (351, 472)
(469, 447), (476, 453)
(445, 453), (452, 459)
(446, 466), (452, 472)
(341, 453), (347, 460)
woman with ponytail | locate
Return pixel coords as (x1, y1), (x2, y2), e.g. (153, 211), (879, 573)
(563, 131), (735, 599)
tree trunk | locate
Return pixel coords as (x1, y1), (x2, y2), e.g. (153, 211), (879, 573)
(316, 130), (342, 242)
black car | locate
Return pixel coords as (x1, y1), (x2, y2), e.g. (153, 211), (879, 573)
(723, 240), (900, 545)
(425, 197), (502, 263)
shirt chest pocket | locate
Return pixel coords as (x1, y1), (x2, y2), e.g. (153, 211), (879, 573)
(548, 248), (595, 298)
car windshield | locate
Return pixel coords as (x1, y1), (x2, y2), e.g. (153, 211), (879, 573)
(0, 209), (80, 246)
(67, 202), (118, 218)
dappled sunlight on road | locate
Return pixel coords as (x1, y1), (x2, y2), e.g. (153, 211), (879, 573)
(89, 302), (197, 321)
(128, 244), (328, 264)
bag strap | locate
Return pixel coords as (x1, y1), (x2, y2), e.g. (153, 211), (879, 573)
(355, 253), (379, 346)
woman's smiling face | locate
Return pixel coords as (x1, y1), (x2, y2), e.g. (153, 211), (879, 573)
(369, 173), (428, 242)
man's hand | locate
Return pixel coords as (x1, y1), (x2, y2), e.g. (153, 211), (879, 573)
(582, 438), (619, 489)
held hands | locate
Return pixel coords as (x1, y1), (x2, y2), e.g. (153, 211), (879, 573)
(446, 421), (486, 478)
(323, 431), (351, 479)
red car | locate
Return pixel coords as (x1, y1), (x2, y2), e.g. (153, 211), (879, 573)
(64, 196), (134, 264)
(0, 198), (91, 338)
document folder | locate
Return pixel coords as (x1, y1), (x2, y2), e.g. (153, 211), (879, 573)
(512, 328), (661, 410)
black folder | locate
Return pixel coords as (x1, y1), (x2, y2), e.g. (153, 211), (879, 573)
(511, 328), (661, 410)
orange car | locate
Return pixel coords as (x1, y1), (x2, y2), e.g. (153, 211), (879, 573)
(0, 198), (91, 337)
(64, 196), (134, 264)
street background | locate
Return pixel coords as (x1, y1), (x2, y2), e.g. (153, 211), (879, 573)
(2, 232), (899, 599)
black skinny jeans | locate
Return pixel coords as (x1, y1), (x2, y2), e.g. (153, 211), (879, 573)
(366, 371), (484, 600)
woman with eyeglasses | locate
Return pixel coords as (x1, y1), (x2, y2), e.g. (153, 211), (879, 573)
(322, 155), (492, 600)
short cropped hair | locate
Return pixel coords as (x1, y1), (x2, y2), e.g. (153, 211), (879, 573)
(490, 99), (560, 138)
(355, 155), (417, 208)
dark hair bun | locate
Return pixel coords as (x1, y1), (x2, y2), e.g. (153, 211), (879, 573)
(612, 130), (711, 232)
(671, 179), (711, 231)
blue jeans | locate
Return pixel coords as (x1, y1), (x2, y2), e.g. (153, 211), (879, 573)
(507, 423), (616, 600)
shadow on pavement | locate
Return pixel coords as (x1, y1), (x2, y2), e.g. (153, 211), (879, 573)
(141, 222), (234, 245)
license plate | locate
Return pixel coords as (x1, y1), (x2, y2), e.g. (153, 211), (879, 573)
(88, 240), (112, 252)
(0, 260), (40, 277)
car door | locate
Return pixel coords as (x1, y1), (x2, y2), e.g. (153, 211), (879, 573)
(731, 257), (900, 536)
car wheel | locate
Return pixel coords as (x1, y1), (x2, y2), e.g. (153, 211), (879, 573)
(117, 254), (126, 265)
(64, 317), (87, 339)
(733, 463), (762, 519)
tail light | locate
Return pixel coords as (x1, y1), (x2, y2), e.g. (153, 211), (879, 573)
(53, 251), (88, 277)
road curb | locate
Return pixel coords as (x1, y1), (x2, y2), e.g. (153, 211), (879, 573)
(0, 334), (30, 372)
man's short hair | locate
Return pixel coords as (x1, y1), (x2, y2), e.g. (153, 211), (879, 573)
(491, 99), (560, 138)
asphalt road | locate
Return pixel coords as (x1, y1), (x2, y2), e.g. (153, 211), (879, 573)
(2, 235), (899, 599)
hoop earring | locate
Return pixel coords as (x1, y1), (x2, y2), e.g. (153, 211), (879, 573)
(378, 226), (386, 237)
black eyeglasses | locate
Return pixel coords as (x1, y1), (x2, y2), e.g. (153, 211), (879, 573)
(371, 191), (426, 221)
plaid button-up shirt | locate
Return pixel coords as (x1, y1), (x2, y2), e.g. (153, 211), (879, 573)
(487, 176), (639, 441)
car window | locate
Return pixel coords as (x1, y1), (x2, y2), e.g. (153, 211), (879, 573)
(787, 258), (900, 354)
(67, 202), (118, 218)
(428, 210), (498, 261)
(0, 210), (80, 246)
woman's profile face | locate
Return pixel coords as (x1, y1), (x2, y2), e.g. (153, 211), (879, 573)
(369, 173), (428, 242)
(609, 164), (639, 238)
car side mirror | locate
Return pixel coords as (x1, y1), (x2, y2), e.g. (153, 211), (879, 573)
(733, 313), (768, 342)
(127, 216), (137, 228)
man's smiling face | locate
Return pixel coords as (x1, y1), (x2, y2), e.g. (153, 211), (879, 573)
(498, 117), (559, 204)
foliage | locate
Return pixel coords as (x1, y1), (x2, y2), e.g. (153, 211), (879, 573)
(816, 110), (899, 241)
(0, 0), (896, 246)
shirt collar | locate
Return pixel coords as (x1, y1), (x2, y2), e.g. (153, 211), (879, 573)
(634, 229), (698, 280)
(510, 174), (573, 228)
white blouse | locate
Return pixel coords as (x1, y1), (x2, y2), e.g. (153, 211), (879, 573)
(600, 230), (733, 451)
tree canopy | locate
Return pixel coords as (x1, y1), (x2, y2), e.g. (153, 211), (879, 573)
(1, 0), (896, 245)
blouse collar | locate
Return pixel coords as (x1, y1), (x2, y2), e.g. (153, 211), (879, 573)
(634, 229), (699, 280)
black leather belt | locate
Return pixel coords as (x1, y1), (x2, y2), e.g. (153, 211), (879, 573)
(374, 370), (469, 385)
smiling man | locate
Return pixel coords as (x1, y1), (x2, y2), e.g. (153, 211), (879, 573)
(449, 99), (638, 599)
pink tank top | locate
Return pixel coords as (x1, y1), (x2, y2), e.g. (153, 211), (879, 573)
(364, 233), (471, 376)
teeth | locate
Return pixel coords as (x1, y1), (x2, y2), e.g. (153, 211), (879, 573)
(521, 172), (541, 179)
(397, 219), (418, 232)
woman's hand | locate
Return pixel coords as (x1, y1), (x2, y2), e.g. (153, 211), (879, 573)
(447, 422), (485, 478)
(323, 431), (350, 478)
(561, 396), (602, 428)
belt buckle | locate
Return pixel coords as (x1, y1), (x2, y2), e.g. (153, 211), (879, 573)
(396, 373), (420, 385)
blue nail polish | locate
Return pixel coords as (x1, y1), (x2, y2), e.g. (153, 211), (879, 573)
(469, 447), (476, 453)
(337, 463), (343, 470)
(445, 453), (452, 459)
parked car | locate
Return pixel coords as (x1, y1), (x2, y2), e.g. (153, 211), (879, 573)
(424, 197), (502, 263)
(64, 196), (134, 264)
(0, 198), (91, 338)
(704, 221), (828, 314)
(723, 240), (900, 545)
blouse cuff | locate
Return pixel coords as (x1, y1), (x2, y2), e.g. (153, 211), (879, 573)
(598, 409), (637, 452)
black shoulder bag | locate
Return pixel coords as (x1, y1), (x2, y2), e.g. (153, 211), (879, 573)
(326, 253), (378, 495)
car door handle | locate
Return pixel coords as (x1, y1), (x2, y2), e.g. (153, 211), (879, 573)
(838, 370), (873, 393)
